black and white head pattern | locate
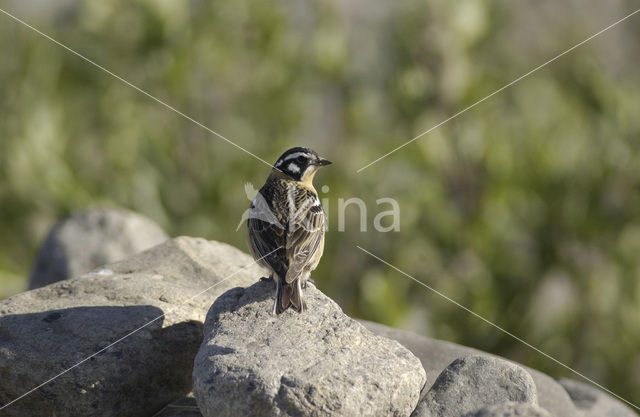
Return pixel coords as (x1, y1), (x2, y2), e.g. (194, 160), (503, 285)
(273, 147), (324, 181)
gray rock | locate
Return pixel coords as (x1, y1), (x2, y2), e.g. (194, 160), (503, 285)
(0, 237), (261, 417)
(193, 280), (426, 417)
(360, 321), (578, 417)
(29, 207), (168, 289)
(463, 402), (553, 417)
(558, 378), (639, 417)
(412, 355), (537, 417)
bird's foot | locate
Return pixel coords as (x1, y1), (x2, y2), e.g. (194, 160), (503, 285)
(261, 275), (277, 289)
(302, 277), (315, 289)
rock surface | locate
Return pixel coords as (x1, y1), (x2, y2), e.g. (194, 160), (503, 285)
(558, 378), (639, 417)
(361, 321), (578, 417)
(29, 207), (168, 289)
(412, 355), (537, 417)
(153, 396), (203, 417)
(0, 237), (261, 417)
(463, 402), (552, 417)
(5, 229), (636, 417)
(193, 280), (427, 417)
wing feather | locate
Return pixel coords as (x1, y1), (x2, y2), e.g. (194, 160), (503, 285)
(285, 190), (326, 283)
(247, 190), (288, 277)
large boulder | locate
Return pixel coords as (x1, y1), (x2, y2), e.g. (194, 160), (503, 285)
(412, 355), (537, 417)
(29, 207), (168, 289)
(361, 321), (578, 417)
(558, 378), (639, 417)
(0, 237), (261, 417)
(193, 280), (427, 417)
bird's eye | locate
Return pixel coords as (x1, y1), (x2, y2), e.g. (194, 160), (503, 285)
(296, 156), (306, 164)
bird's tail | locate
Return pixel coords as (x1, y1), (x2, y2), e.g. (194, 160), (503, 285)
(274, 277), (306, 314)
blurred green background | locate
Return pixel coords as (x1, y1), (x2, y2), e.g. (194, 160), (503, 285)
(1, 0), (640, 401)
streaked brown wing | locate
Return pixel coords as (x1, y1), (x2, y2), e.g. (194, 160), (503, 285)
(248, 217), (287, 277)
(285, 200), (326, 284)
(247, 190), (288, 277)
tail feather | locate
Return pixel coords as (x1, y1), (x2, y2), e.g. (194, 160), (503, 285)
(274, 278), (306, 314)
(273, 278), (290, 314)
(289, 279), (306, 313)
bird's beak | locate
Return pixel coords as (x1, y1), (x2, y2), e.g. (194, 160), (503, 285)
(316, 158), (332, 166)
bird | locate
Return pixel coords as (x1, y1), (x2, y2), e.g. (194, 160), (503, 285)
(247, 147), (331, 314)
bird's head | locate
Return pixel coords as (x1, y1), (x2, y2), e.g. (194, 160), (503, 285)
(273, 147), (331, 183)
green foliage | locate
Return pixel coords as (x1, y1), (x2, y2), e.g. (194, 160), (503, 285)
(1, 0), (639, 401)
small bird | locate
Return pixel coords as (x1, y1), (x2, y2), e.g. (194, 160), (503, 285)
(247, 147), (331, 314)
